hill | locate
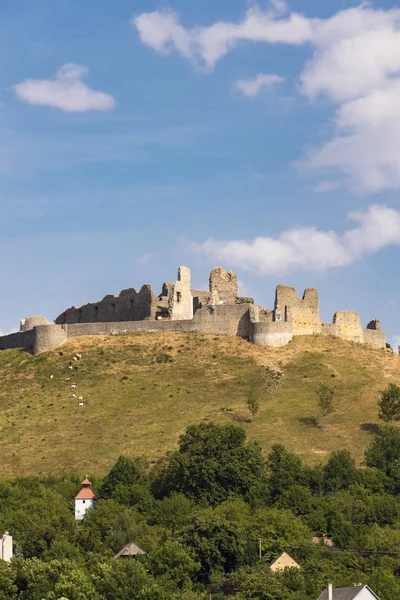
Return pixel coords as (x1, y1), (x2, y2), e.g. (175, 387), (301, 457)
(0, 332), (399, 479)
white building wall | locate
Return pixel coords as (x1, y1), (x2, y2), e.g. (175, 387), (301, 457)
(357, 589), (379, 600)
(1, 532), (12, 562)
(75, 498), (95, 520)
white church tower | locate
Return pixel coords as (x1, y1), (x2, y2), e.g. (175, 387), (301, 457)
(1, 531), (12, 562)
(75, 478), (96, 520)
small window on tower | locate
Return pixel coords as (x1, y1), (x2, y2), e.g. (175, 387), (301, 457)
(176, 292), (182, 303)
(83, 500), (85, 504)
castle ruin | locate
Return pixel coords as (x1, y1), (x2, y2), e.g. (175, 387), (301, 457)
(0, 266), (386, 355)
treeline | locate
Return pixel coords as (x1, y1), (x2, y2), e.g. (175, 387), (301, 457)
(2, 423), (400, 599)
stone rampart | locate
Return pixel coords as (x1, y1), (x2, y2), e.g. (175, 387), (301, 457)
(363, 328), (386, 347)
(0, 330), (35, 352)
(209, 268), (238, 304)
(331, 311), (364, 344)
(0, 265), (387, 354)
(168, 266), (193, 321)
(55, 284), (157, 325)
(275, 285), (321, 336)
(33, 324), (68, 355)
(63, 303), (252, 341)
(251, 321), (293, 348)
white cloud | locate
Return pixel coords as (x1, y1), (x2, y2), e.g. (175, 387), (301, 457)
(14, 64), (115, 112)
(192, 205), (400, 274)
(132, 5), (312, 69)
(235, 73), (284, 96)
(133, 3), (400, 193)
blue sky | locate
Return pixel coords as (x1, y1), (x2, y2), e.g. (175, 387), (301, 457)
(1, 0), (400, 344)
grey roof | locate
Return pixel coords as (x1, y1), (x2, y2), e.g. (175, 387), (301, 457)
(317, 585), (379, 600)
(114, 542), (146, 559)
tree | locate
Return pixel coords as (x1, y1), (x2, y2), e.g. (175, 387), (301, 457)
(245, 385), (260, 422)
(267, 445), (305, 500)
(316, 384), (335, 430)
(153, 423), (265, 505)
(378, 383), (400, 423)
(99, 455), (149, 503)
(323, 450), (358, 492)
(0, 561), (17, 600)
(365, 426), (400, 476)
(148, 540), (200, 591)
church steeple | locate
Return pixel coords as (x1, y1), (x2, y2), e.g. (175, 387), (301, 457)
(75, 477), (96, 520)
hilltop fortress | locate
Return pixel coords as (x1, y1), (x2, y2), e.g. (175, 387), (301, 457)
(0, 266), (386, 355)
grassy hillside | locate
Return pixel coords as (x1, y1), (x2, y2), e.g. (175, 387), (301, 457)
(0, 332), (399, 479)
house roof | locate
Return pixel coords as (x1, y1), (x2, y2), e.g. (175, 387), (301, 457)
(81, 478), (91, 486)
(270, 551), (300, 572)
(114, 542), (147, 559)
(317, 585), (380, 600)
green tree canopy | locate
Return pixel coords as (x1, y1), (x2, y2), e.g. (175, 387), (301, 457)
(378, 383), (400, 423)
(153, 423), (265, 505)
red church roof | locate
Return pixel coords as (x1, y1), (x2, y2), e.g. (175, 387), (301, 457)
(75, 478), (96, 500)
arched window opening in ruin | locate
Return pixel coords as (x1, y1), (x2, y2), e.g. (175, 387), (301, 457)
(176, 292), (182, 303)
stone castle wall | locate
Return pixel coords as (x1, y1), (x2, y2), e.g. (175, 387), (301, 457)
(0, 266), (387, 354)
(251, 321), (293, 348)
(275, 285), (321, 336)
(55, 284), (157, 325)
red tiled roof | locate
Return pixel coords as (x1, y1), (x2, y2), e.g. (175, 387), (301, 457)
(75, 487), (96, 500)
(81, 478), (91, 485)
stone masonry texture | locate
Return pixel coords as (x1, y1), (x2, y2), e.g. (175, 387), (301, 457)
(0, 266), (387, 354)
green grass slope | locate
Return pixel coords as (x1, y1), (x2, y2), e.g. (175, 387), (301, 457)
(0, 332), (399, 479)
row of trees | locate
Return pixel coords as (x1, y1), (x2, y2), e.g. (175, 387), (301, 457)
(2, 422), (400, 598)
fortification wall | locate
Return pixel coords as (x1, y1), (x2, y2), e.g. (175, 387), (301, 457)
(330, 311), (364, 344)
(55, 284), (157, 325)
(33, 324), (68, 355)
(169, 267), (193, 320)
(251, 321), (293, 348)
(60, 303), (252, 344)
(209, 268), (238, 304)
(363, 328), (386, 348)
(275, 285), (321, 335)
(322, 318), (386, 348)
(0, 266), (387, 354)
(0, 330), (35, 352)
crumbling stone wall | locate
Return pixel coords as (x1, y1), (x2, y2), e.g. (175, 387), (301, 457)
(330, 311), (364, 343)
(0, 266), (387, 354)
(55, 284), (157, 325)
(209, 268), (238, 304)
(274, 285), (321, 336)
(322, 312), (385, 347)
(168, 266), (193, 320)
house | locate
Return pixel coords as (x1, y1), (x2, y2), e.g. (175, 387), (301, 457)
(317, 583), (380, 600)
(75, 478), (96, 520)
(1, 531), (12, 562)
(114, 542), (147, 559)
(270, 551), (300, 572)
